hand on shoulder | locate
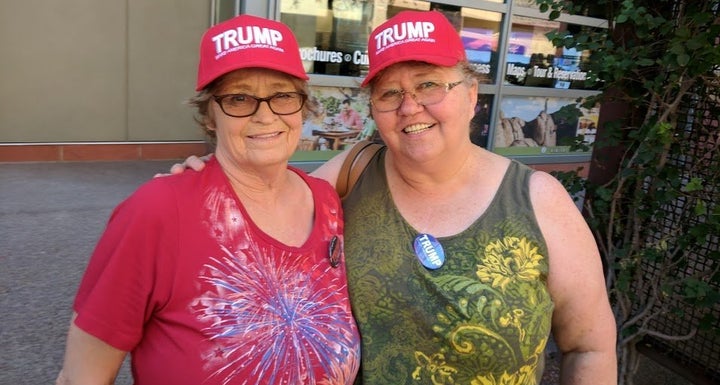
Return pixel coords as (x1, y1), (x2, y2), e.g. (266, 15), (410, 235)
(154, 154), (213, 178)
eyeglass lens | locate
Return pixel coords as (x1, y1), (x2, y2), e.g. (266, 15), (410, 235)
(372, 81), (462, 112)
(214, 92), (306, 118)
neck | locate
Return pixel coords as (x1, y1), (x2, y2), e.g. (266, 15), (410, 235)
(385, 145), (507, 237)
(216, 152), (291, 204)
(387, 141), (477, 194)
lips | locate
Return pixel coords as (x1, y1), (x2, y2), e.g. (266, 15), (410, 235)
(402, 123), (433, 134)
(248, 131), (282, 139)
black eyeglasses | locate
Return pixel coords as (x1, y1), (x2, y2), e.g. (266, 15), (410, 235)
(370, 80), (463, 112)
(213, 92), (307, 118)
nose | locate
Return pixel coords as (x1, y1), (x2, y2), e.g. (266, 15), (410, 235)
(397, 90), (423, 114)
(251, 100), (277, 122)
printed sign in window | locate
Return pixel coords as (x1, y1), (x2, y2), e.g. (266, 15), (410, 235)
(493, 96), (598, 156)
(504, 16), (599, 90)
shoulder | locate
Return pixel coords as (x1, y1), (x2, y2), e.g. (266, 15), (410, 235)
(528, 168), (568, 195)
(117, 177), (173, 212)
(309, 149), (352, 187)
(115, 164), (212, 221)
(526, 169), (586, 242)
(131, 169), (199, 201)
(527, 169), (579, 217)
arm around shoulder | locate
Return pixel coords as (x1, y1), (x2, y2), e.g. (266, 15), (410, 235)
(529, 171), (617, 385)
(309, 149), (349, 188)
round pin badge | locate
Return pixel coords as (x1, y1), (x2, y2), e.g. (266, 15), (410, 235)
(328, 235), (341, 268)
(413, 233), (445, 270)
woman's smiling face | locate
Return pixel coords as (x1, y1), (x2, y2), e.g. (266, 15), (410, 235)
(369, 62), (478, 161)
(209, 68), (306, 169)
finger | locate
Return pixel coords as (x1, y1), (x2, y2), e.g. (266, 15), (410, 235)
(186, 155), (209, 171)
(169, 162), (187, 174)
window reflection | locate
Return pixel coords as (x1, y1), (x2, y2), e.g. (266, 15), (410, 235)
(504, 16), (598, 90)
(460, 8), (502, 84)
(280, 1), (502, 81)
(212, 0), (237, 24)
(513, 0), (606, 17)
(471, 94), (494, 149)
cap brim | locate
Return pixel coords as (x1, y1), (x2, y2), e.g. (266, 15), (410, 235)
(361, 54), (461, 87)
(196, 60), (309, 91)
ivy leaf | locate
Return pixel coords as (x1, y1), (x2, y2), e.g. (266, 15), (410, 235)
(677, 53), (690, 66)
(682, 177), (704, 192)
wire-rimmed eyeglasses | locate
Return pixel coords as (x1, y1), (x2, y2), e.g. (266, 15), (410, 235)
(370, 80), (464, 112)
(213, 92), (307, 118)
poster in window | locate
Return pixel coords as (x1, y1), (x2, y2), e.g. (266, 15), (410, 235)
(294, 86), (376, 159)
(493, 96), (598, 156)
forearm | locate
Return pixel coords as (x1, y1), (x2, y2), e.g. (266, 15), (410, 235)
(560, 350), (617, 385)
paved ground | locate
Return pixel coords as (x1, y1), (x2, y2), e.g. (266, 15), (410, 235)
(0, 161), (172, 384)
(0, 160), (695, 384)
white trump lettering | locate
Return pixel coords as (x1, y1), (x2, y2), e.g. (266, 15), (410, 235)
(417, 234), (442, 266)
(374, 21), (435, 50)
(211, 26), (283, 54)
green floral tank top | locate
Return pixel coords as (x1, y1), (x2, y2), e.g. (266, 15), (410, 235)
(343, 148), (554, 385)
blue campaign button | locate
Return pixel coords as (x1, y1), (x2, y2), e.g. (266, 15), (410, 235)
(413, 233), (445, 270)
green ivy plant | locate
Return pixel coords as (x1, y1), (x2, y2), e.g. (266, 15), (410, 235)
(534, 1), (720, 384)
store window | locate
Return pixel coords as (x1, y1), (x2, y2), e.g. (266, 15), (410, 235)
(504, 16), (599, 90)
(280, 1), (502, 82)
(471, 94), (495, 148)
(275, 1), (504, 158)
(222, 1), (607, 163)
(211, 0), (237, 24)
(513, 0), (607, 18)
(460, 8), (503, 84)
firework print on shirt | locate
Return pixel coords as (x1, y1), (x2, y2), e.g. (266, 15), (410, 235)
(191, 186), (360, 385)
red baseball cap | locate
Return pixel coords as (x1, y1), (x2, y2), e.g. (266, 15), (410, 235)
(196, 14), (308, 91)
(362, 10), (466, 87)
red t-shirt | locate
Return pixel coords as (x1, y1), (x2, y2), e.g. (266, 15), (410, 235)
(73, 158), (360, 385)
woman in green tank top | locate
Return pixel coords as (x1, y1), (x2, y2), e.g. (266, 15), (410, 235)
(314, 9), (617, 385)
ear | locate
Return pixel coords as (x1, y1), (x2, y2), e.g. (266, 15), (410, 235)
(205, 115), (217, 131)
(467, 80), (479, 107)
(468, 78), (479, 97)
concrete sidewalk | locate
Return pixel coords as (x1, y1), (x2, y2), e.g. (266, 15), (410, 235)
(0, 160), (695, 384)
(0, 160), (174, 384)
